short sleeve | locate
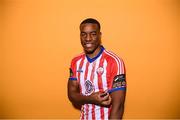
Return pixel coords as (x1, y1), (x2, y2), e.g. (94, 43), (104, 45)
(108, 58), (126, 93)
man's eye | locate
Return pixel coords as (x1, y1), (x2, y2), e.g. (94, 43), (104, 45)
(81, 33), (86, 37)
(91, 33), (97, 36)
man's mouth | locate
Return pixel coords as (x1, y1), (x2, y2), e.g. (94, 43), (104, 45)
(84, 43), (93, 48)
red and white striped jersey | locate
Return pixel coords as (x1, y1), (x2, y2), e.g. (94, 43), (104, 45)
(69, 46), (126, 120)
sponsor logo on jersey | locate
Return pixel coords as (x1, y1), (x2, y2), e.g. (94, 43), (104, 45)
(84, 80), (94, 95)
(77, 68), (83, 72)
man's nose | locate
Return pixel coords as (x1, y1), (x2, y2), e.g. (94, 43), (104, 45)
(86, 34), (92, 41)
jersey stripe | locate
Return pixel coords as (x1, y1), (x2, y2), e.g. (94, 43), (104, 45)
(87, 62), (96, 119)
(76, 57), (85, 119)
(90, 62), (96, 120)
(92, 104), (95, 120)
(102, 59), (108, 91)
(98, 54), (105, 119)
(84, 61), (90, 120)
(95, 106), (101, 120)
(77, 56), (85, 82)
(80, 57), (87, 120)
(76, 58), (83, 92)
(104, 107), (109, 119)
(102, 59), (108, 119)
(93, 55), (102, 120)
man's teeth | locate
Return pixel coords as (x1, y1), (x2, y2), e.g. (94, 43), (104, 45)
(85, 43), (92, 47)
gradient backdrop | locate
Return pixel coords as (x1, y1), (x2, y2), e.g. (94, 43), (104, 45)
(0, 0), (180, 119)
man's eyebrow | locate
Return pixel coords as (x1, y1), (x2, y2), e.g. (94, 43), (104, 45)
(90, 31), (97, 33)
(80, 32), (86, 33)
(81, 31), (97, 34)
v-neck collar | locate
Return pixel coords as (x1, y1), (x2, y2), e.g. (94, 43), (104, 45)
(86, 46), (104, 63)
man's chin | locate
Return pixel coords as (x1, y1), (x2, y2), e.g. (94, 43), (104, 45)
(84, 49), (94, 54)
(85, 50), (94, 54)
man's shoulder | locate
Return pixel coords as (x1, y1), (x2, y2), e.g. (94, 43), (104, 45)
(71, 53), (85, 63)
(103, 49), (123, 62)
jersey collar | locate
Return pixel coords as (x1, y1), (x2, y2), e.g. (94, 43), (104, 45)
(86, 46), (104, 63)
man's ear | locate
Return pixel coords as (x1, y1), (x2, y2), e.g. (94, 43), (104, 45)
(99, 32), (102, 37)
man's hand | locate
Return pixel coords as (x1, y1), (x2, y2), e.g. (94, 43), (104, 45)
(68, 80), (111, 106)
(89, 91), (111, 106)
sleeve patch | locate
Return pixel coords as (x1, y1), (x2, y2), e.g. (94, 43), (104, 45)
(112, 74), (126, 89)
(69, 68), (73, 77)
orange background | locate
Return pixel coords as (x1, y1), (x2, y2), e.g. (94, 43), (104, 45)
(0, 0), (179, 119)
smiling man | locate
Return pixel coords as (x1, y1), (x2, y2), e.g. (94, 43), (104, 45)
(68, 18), (126, 119)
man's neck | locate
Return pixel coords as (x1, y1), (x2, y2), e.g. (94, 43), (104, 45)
(86, 46), (101, 59)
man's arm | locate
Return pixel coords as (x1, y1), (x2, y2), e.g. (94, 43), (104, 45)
(109, 90), (126, 119)
(68, 80), (111, 106)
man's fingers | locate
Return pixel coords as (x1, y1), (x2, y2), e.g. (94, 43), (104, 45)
(100, 92), (107, 97)
(101, 96), (112, 106)
(89, 91), (111, 106)
(100, 94), (112, 106)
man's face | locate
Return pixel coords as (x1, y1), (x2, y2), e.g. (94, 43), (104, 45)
(80, 23), (101, 54)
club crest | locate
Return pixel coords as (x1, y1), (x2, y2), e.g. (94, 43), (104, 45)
(96, 67), (104, 75)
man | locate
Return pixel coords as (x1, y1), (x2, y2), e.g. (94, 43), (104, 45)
(68, 18), (126, 119)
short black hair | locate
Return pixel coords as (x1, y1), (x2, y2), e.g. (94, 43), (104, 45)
(80, 18), (101, 30)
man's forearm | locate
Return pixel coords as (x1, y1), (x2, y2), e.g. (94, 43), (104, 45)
(68, 92), (92, 105)
(68, 91), (111, 106)
(109, 104), (124, 119)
